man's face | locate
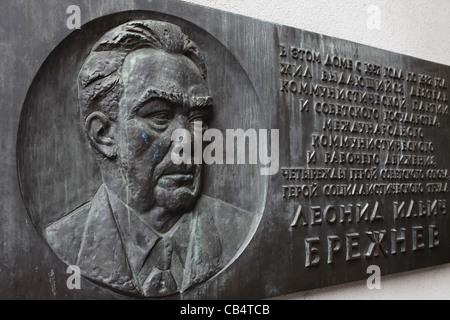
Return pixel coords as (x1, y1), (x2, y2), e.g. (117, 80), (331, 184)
(114, 48), (211, 215)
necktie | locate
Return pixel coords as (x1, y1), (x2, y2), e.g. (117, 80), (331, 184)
(138, 237), (178, 297)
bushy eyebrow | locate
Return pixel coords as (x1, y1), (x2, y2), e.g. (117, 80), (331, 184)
(188, 96), (214, 111)
(133, 89), (183, 112)
(133, 88), (214, 112)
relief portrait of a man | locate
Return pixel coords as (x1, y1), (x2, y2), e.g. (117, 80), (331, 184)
(45, 20), (250, 298)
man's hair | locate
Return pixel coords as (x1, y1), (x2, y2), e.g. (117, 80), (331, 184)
(78, 20), (208, 122)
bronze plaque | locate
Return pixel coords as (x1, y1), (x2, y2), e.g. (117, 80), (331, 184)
(1, 0), (448, 299)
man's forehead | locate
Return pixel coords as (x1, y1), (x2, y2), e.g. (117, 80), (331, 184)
(121, 48), (209, 98)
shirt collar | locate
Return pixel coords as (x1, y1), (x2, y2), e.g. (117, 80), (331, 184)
(106, 187), (162, 275)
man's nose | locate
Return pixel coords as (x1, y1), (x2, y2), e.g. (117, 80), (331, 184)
(172, 114), (191, 132)
(169, 115), (197, 166)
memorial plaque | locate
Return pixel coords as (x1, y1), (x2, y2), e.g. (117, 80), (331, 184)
(1, 0), (449, 300)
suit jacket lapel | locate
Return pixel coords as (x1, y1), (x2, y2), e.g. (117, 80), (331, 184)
(72, 186), (225, 296)
(179, 198), (223, 292)
(76, 185), (137, 293)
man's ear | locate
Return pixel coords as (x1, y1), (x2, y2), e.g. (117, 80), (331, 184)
(85, 111), (117, 159)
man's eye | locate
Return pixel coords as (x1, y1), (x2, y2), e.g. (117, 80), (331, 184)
(145, 111), (173, 125)
(189, 111), (210, 124)
(189, 115), (205, 123)
(137, 99), (175, 126)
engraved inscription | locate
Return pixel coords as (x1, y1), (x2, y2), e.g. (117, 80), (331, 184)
(278, 38), (449, 269)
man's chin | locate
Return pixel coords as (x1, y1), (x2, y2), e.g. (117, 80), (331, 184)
(155, 184), (201, 214)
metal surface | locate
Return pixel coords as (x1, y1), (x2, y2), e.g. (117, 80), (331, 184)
(1, 0), (449, 299)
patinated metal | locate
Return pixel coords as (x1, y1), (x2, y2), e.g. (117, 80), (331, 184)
(0, 0), (448, 299)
